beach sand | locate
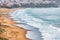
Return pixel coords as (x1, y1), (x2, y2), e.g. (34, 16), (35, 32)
(0, 8), (29, 40)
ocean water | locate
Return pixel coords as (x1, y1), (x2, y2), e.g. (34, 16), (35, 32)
(10, 8), (60, 40)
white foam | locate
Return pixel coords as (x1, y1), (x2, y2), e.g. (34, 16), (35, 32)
(10, 8), (60, 40)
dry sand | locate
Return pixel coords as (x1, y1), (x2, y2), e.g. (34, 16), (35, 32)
(0, 8), (29, 40)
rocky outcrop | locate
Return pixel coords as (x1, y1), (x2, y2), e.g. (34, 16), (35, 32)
(0, 0), (59, 8)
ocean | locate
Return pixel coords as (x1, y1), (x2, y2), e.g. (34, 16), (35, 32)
(10, 8), (60, 40)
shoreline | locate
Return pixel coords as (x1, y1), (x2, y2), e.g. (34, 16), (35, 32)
(0, 8), (29, 40)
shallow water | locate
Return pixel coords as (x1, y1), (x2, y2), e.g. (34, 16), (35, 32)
(10, 8), (60, 40)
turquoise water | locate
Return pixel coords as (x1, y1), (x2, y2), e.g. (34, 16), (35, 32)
(10, 8), (60, 40)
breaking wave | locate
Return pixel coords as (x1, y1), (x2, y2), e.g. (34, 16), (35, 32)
(10, 8), (60, 40)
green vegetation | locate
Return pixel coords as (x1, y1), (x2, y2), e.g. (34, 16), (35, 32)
(0, 28), (8, 40)
(0, 28), (5, 34)
(0, 27), (8, 40)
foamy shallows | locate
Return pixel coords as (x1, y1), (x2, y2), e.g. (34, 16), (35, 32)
(10, 8), (60, 40)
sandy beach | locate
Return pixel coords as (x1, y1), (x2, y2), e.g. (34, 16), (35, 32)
(0, 8), (29, 40)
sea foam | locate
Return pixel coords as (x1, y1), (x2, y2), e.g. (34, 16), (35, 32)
(10, 8), (60, 40)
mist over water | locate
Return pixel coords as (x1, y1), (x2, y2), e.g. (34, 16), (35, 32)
(10, 8), (60, 40)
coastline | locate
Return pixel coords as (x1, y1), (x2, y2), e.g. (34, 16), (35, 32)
(0, 8), (29, 40)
